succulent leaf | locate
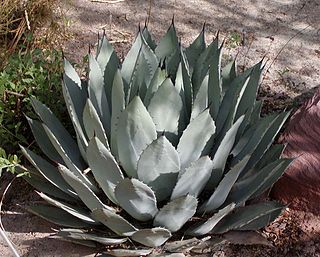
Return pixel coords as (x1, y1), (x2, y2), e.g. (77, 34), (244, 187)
(29, 205), (91, 228)
(177, 109), (215, 169)
(117, 96), (157, 177)
(131, 227), (172, 247)
(171, 156), (213, 200)
(154, 195), (198, 232)
(137, 135), (180, 201)
(212, 201), (285, 234)
(87, 137), (124, 204)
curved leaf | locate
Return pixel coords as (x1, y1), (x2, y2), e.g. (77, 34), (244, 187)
(206, 115), (244, 190)
(186, 203), (235, 236)
(212, 201), (285, 234)
(29, 205), (90, 228)
(83, 98), (109, 148)
(58, 164), (114, 212)
(88, 54), (111, 136)
(131, 227), (172, 247)
(154, 195), (198, 232)
(57, 228), (126, 245)
(137, 135), (180, 201)
(37, 192), (98, 224)
(177, 109), (215, 169)
(20, 146), (76, 198)
(190, 75), (208, 120)
(87, 137), (124, 204)
(117, 96), (157, 177)
(200, 156), (249, 212)
(171, 156), (213, 200)
(115, 178), (158, 221)
(30, 98), (85, 169)
(91, 208), (137, 236)
(43, 125), (97, 192)
(26, 117), (64, 163)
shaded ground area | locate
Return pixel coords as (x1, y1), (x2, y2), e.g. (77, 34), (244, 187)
(1, 0), (320, 256)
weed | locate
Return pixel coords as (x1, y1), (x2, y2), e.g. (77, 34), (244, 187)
(0, 45), (67, 155)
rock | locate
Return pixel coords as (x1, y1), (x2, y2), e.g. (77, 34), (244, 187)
(271, 87), (320, 215)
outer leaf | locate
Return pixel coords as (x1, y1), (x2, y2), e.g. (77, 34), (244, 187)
(117, 96), (157, 177)
(91, 208), (137, 236)
(88, 54), (111, 136)
(43, 125), (97, 192)
(83, 98), (109, 148)
(26, 117), (63, 163)
(56, 229), (126, 245)
(244, 111), (290, 171)
(137, 135), (180, 201)
(148, 78), (183, 139)
(186, 203), (236, 236)
(63, 59), (88, 160)
(58, 164), (114, 212)
(29, 205), (90, 228)
(114, 178), (158, 221)
(235, 61), (263, 120)
(154, 195), (198, 232)
(171, 156), (213, 200)
(212, 201), (285, 234)
(131, 227), (172, 247)
(200, 156), (249, 212)
(111, 69), (125, 158)
(226, 159), (292, 205)
(177, 109), (215, 169)
(142, 26), (156, 50)
(221, 60), (236, 91)
(30, 98), (85, 169)
(87, 137), (124, 204)
(206, 115), (244, 190)
(37, 192), (98, 224)
(20, 146), (76, 198)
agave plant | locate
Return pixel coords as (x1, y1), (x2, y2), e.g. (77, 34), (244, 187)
(18, 22), (292, 256)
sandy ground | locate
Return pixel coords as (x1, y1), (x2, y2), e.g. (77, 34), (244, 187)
(1, 0), (320, 256)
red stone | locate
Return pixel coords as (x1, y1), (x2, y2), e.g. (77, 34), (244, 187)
(271, 88), (320, 214)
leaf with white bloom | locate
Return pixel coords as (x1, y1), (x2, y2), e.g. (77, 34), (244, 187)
(137, 135), (180, 201)
(83, 98), (109, 148)
(115, 178), (158, 221)
(171, 156), (213, 200)
(186, 203), (236, 236)
(201, 156), (249, 212)
(148, 78), (183, 141)
(177, 109), (215, 169)
(58, 164), (115, 212)
(131, 227), (172, 247)
(87, 137), (124, 204)
(91, 208), (137, 236)
(117, 96), (157, 178)
(154, 195), (198, 232)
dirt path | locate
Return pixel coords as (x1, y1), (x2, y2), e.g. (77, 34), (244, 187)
(1, 0), (320, 256)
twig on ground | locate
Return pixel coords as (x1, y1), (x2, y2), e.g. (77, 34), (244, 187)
(90, 0), (126, 3)
(261, 25), (311, 84)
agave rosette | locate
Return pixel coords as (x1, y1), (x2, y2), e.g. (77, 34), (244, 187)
(19, 22), (292, 255)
